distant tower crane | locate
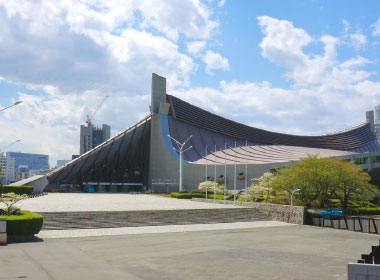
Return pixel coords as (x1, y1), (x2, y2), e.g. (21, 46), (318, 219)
(86, 96), (109, 127)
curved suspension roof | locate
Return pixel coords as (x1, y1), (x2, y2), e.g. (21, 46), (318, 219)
(167, 95), (379, 162)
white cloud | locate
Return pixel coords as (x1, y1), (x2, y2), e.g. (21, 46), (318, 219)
(258, 16), (312, 70)
(218, 0), (226, 7)
(258, 16), (346, 86)
(171, 16), (380, 137)
(203, 50), (230, 74)
(137, 0), (218, 42)
(350, 31), (367, 49)
(341, 20), (367, 49)
(372, 19), (380, 37)
(0, 0), (220, 164)
(187, 41), (206, 57)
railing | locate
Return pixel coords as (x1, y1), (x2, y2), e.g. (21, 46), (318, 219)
(307, 213), (380, 234)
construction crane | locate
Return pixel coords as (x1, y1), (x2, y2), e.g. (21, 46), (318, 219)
(86, 96), (109, 127)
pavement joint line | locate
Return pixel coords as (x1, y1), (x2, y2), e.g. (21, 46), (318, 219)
(36, 221), (295, 239)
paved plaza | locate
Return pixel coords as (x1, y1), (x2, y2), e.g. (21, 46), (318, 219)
(20, 193), (241, 212)
(3, 193), (379, 279)
(2, 225), (379, 280)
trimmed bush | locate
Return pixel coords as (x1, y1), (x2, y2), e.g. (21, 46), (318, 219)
(1, 210), (43, 235)
(206, 194), (229, 200)
(170, 192), (233, 200)
(0, 185), (34, 195)
(346, 207), (380, 215)
(170, 192), (204, 199)
(179, 189), (188, 193)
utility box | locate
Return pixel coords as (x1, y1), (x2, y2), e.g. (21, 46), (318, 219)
(0, 217), (7, 245)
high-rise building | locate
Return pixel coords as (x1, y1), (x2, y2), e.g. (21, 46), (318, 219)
(80, 124), (111, 154)
(56, 160), (71, 168)
(366, 110), (374, 131)
(0, 152), (15, 184)
(6, 152), (49, 175)
(367, 105), (380, 144)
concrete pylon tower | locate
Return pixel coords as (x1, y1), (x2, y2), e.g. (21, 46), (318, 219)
(150, 73), (166, 114)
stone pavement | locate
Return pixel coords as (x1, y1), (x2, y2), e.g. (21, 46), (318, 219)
(20, 193), (241, 212)
(37, 221), (292, 238)
(39, 208), (271, 230)
(2, 225), (379, 280)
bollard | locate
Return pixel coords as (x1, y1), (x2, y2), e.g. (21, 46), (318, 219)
(0, 217), (7, 245)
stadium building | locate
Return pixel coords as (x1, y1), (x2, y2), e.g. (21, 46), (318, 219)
(41, 74), (380, 193)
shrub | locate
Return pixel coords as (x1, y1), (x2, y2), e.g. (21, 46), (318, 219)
(170, 193), (204, 199)
(171, 192), (233, 200)
(2, 210), (43, 235)
(0, 185), (34, 195)
(346, 207), (380, 215)
(206, 194), (227, 200)
(197, 181), (226, 194)
(0, 192), (28, 215)
(179, 189), (188, 193)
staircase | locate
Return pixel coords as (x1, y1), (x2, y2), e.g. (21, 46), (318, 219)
(358, 240), (380, 264)
(39, 208), (271, 230)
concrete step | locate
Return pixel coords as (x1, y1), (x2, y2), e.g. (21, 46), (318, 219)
(38, 208), (271, 230)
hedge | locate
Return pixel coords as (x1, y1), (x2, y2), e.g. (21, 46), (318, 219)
(346, 207), (380, 215)
(170, 193), (204, 199)
(170, 192), (233, 200)
(1, 210), (43, 235)
(0, 185), (34, 195)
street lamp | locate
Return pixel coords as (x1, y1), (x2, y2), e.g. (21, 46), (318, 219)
(0, 140), (21, 151)
(291, 188), (301, 206)
(0, 101), (23, 113)
(168, 134), (193, 192)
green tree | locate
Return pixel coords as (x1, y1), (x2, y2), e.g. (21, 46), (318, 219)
(247, 172), (275, 203)
(330, 159), (378, 209)
(271, 155), (378, 209)
(0, 192), (28, 215)
(198, 181), (226, 194)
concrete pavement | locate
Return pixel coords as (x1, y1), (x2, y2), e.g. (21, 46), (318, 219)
(1, 225), (378, 280)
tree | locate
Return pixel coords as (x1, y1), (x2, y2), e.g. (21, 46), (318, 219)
(247, 172), (275, 203)
(0, 192), (28, 215)
(330, 160), (377, 209)
(271, 155), (378, 209)
(198, 181), (226, 194)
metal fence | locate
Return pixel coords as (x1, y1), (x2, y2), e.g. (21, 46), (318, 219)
(307, 214), (380, 234)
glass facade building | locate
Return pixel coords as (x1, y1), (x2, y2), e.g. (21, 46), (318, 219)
(6, 152), (49, 172)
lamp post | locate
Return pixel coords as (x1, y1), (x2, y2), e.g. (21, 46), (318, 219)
(168, 135), (193, 192)
(0, 140), (21, 151)
(291, 188), (301, 206)
(0, 101), (23, 113)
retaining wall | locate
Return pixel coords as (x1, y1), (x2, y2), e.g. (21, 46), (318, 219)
(192, 198), (306, 224)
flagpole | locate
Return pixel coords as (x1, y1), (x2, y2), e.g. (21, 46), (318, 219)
(205, 145), (208, 201)
(224, 142), (227, 204)
(234, 141), (237, 206)
(245, 139), (248, 207)
(214, 144), (217, 204)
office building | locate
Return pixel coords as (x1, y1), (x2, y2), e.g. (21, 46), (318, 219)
(80, 124), (111, 155)
(0, 153), (15, 185)
(56, 160), (71, 168)
(6, 152), (49, 182)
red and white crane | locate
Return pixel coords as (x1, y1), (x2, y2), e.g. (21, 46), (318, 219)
(86, 96), (109, 127)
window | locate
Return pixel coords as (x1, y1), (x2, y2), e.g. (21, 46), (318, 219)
(354, 157), (366, 165)
(371, 156), (380, 163)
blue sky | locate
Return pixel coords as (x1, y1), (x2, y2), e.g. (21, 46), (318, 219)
(1, 0), (380, 166)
